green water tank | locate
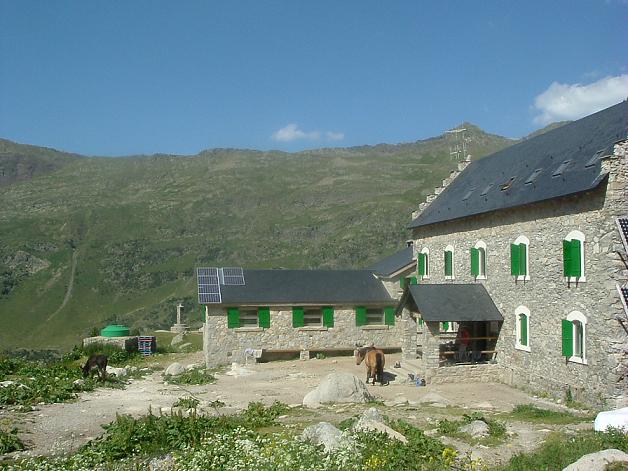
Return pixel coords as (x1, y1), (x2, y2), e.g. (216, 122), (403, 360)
(100, 325), (130, 337)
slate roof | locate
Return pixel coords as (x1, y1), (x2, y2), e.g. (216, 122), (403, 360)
(409, 100), (628, 229)
(368, 246), (415, 277)
(403, 284), (503, 322)
(216, 269), (394, 305)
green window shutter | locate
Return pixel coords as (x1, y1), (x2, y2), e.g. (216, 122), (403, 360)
(562, 239), (573, 277)
(441, 321), (449, 331)
(409, 276), (418, 285)
(355, 306), (367, 326)
(400, 277), (406, 289)
(518, 243), (527, 276)
(292, 307), (304, 328)
(470, 248), (479, 277)
(258, 307), (270, 328)
(561, 319), (573, 357)
(570, 240), (582, 277)
(418, 253), (426, 276)
(418, 318), (424, 327)
(444, 251), (453, 277)
(227, 307), (240, 328)
(510, 244), (520, 276)
(323, 306), (334, 328)
(519, 314), (528, 346)
(384, 307), (395, 326)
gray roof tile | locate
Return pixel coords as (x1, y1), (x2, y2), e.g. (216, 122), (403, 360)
(368, 246), (415, 277)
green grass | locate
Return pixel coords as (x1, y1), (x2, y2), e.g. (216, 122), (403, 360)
(436, 412), (508, 447)
(496, 429), (628, 471)
(504, 404), (594, 424)
(163, 367), (216, 385)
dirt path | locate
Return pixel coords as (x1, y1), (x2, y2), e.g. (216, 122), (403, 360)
(4, 353), (593, 464)
(47, 248), (78, 321)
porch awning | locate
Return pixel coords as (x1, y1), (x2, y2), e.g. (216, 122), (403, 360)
(404, 284), (503, 322)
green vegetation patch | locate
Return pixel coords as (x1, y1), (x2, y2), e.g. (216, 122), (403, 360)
(505, 404), (594, 424)
(163, 368), (216, 385)
(436, 412), (507, 446)
(498, 429), (628, 471)
(0, 427), (25, 454)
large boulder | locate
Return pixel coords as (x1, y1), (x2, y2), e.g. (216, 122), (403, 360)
(301, 422), (353, 452)
(303, 373), (373, 408)
(562, 449), (628, 471)
(106, 366), (128, 377)
(165, 362), (185, 377)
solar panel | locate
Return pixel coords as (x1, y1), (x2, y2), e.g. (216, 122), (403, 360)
(197, 267), (222, 304)
(618, 285), (628, 316)
(221, 267), (246, 285)
(617, 217), (628, 252)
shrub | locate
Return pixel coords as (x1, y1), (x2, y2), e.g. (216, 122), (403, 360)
(164, 368), (215, 385)
(173, 397), (200, 409)
(0, 427), (24, 454)
(509, 404), (591, 424)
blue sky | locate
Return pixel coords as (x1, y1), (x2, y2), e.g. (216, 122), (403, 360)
(1, 1), (627, 156)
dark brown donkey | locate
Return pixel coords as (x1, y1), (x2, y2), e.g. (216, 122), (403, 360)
(354, 346), (386, 386)
(82, 354), (108, 381)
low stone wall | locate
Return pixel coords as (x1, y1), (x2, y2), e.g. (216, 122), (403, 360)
(426, 363), (505, 385)
(82, 336), (138, 352)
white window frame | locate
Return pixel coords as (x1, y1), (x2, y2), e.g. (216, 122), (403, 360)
(565, 230), (586, 283)
(444, 245), (455, 280)
(420, 247), (430, 279)
(514, 306), (531, 352)
(440, 321), (457, 333)
(566, 310), (587, 365)
(474, 240), (487, 280)
(513, 235), (530, 281)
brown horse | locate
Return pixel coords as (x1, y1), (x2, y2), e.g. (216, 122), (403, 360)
(354, 346), (386, 386)
(82, 354), (108, 381)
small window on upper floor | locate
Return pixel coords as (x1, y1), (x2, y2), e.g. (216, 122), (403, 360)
(444, 245), (454, 280)
(563, 230), (585, 283)
(511, 236), (530, 281)
(562, 311), (587, 365)
(471, 241), (487, 280)
(418, 248), (430, 279)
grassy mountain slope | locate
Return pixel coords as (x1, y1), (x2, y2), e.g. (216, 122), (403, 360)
(0, 126), (513, 349)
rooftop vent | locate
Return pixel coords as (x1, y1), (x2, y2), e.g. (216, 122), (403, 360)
(552, 160), (572, 177)
(525, 168), (543, 184)
(480, 183), (494, 196)
(462, 188), (475, 201)
(499, 177), (515, 191)
(585, 150), (606, 168)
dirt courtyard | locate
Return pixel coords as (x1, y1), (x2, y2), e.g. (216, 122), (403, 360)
(3, 352), (592, 464)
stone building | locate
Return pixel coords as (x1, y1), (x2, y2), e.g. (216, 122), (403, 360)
(202, 269), (402, 365)
(398, 100), (628, 406)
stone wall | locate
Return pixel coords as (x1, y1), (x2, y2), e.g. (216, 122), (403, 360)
(82, 336), (139, 352)
(427, 363), (505, 385)
(204, 306), (403, 366)
(408, 142), (628, 407)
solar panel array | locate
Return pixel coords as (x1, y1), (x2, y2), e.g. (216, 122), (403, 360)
(620, 286), (628, 315)
(617, 217), (628, 252)
(197, 267), (246, 304)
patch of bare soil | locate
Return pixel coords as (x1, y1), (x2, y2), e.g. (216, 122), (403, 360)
(3, 352), (593, 466)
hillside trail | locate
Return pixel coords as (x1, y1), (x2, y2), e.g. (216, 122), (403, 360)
(4, 352), (592, 464)
(46, 248), (78, 321)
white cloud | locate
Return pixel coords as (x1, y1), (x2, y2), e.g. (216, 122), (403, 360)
(325, 131), (345, 141)
(271, 124), (345, 143)
(271, 124), (320, 142)
(533, 74), (628, 125)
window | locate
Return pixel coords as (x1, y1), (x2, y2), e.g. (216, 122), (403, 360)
(440, 321), (456, 333)
(444, 245), (454, 279)
(418, 248), (430, 278)
(227, 307), (270, 329)
(471, 241), (487, 279)
(563, 230), (585, 283)
(515, 306), (530, 352)
(356, 306), (396, 326)
(511, 236), (530, 281)
(562, 311), (587, 364)
(293, 306), (334, 328)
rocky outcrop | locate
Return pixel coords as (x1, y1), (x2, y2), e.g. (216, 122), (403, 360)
(302, 373), (373, 408)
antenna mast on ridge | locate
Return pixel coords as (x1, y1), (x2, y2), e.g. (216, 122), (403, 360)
(445, 127), (469, 162)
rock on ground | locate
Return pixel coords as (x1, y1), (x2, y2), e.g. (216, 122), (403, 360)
(354, 408), (407, 443)
(105, 366), (127, 377)
(419, 392), (451, 405)
(562, 449), (628, 471)
(301, 422), (353, 452)
(460, 420), (490, 438)
(303, 373), (373, 407)
(164, 362), (185, 376)
(170, 333), (186, 346)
